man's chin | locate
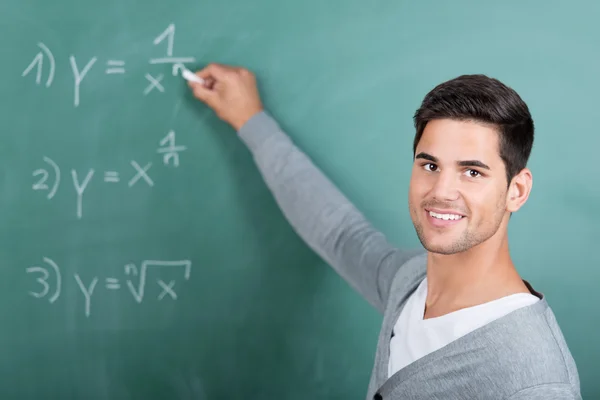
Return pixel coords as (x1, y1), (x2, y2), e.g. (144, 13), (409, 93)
(419, 236), (467, 255)
(424, 245), (463, 256)
(414, 223), (472, 255)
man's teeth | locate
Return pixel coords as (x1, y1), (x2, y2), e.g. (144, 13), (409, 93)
(429, 211), (463, 221)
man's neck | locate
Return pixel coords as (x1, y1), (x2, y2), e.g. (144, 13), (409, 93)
(423, 235), (531, 319)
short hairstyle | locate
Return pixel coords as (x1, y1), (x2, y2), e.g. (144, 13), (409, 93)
(413, 74), (534, 186)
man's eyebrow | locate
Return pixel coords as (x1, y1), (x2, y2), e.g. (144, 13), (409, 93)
(458, 160), (491, 170)
(415, 152), (491, 170)
(415, 152), (437, 162)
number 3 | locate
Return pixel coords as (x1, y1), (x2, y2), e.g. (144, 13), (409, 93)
(26, 266), (50, 299)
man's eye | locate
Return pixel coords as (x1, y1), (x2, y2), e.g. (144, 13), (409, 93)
(466, 169), (481, 178)
(423, 163), (438, 172)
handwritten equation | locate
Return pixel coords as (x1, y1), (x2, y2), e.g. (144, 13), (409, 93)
(31, 130), (186, 219)
(26, 257), (192, 317)
(22, 24), (195, 106)
(22, 23), (199, 322)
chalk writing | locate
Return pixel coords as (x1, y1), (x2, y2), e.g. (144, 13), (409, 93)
(32, 153), (174, 218)
(158, 130), (186, 167)
(22, 42), (55, 88)
(124, 263), (144, 302)
(21, 24), (254, 104)
(70, 56), (97, 107)
(26, 258), (192, 317)
(144, 73), (165, 95)
(71, 168), (94, 219)
(150, 57), (196, 74)
(150, 24), (196, 76)
(128, 161), (154, 187)
(158, 280), (177, 300)
(32, 156), (60, 199)
(125, 260), (191, 304)
(25, 257), (61, 303)
(105, 60), (126, 75)
(172, 62), (188, 80)
(22, 24), (202, 324)
(104, 171), (120, 183)
(74, 274), (98, 317)
(105, 277), (121, 290)
(154, 24), (176, 58)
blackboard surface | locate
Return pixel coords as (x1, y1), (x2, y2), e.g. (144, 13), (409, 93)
(1, 0), (597, 398)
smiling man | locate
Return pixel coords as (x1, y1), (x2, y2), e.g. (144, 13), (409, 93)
(188, 64), (581, 399)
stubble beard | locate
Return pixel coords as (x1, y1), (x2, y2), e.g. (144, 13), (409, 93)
(410, 202), (505, 256)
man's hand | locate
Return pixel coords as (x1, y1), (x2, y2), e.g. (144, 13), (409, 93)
(188, 63), (264, 131)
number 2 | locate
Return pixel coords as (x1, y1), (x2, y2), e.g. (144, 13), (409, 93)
(32, 169), (49, 190)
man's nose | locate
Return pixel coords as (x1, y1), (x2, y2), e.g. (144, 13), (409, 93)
(431, 171), (460, 202)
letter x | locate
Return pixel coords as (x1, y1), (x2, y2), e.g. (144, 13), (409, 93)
(128, 161), (153, 187)
(144, 73), (164, 95)
(157, 280), (176, 300)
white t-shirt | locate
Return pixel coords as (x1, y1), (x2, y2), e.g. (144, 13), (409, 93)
(388, 277), (540, 377)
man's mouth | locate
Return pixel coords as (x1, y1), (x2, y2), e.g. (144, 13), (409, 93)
(424, 209), (466, 228)
(428, 211), (464, 221)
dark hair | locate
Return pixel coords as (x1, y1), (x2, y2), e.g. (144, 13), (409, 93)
(413, 74), (534, 186)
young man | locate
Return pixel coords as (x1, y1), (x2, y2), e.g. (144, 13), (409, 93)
(188, 64), (581, 399)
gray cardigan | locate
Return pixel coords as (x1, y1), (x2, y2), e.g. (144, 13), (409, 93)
(237, 111), (581, 399)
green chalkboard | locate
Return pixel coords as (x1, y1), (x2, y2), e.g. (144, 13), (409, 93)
(0, 0), (598, 398)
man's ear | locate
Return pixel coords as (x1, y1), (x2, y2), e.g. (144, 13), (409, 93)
(507, 168), (533, 213)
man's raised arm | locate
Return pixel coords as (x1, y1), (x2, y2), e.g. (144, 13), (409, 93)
(188, 63), (421, 312)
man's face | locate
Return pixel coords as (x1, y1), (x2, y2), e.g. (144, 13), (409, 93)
(408, 119), (510, 255)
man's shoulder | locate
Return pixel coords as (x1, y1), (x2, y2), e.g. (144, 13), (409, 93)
(478, 299), (581, 395)
(429, 299), (581, 398)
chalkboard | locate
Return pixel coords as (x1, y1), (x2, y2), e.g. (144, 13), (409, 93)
(0, 0), (598, 398)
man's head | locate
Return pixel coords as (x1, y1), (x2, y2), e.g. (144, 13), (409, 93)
(408, 74), (534, 255)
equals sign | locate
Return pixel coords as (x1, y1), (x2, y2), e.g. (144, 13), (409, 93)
(104, 171), (120, 183)
(105, 278), (121, 290)
(106, 60), (126, 74)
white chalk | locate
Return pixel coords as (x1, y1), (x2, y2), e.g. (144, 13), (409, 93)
(181, 68), (205, 85)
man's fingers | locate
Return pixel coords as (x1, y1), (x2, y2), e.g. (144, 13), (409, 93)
(202, 76), (217, 90)
(196, 63), (231, 82)
(190, 82), (217, 106)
